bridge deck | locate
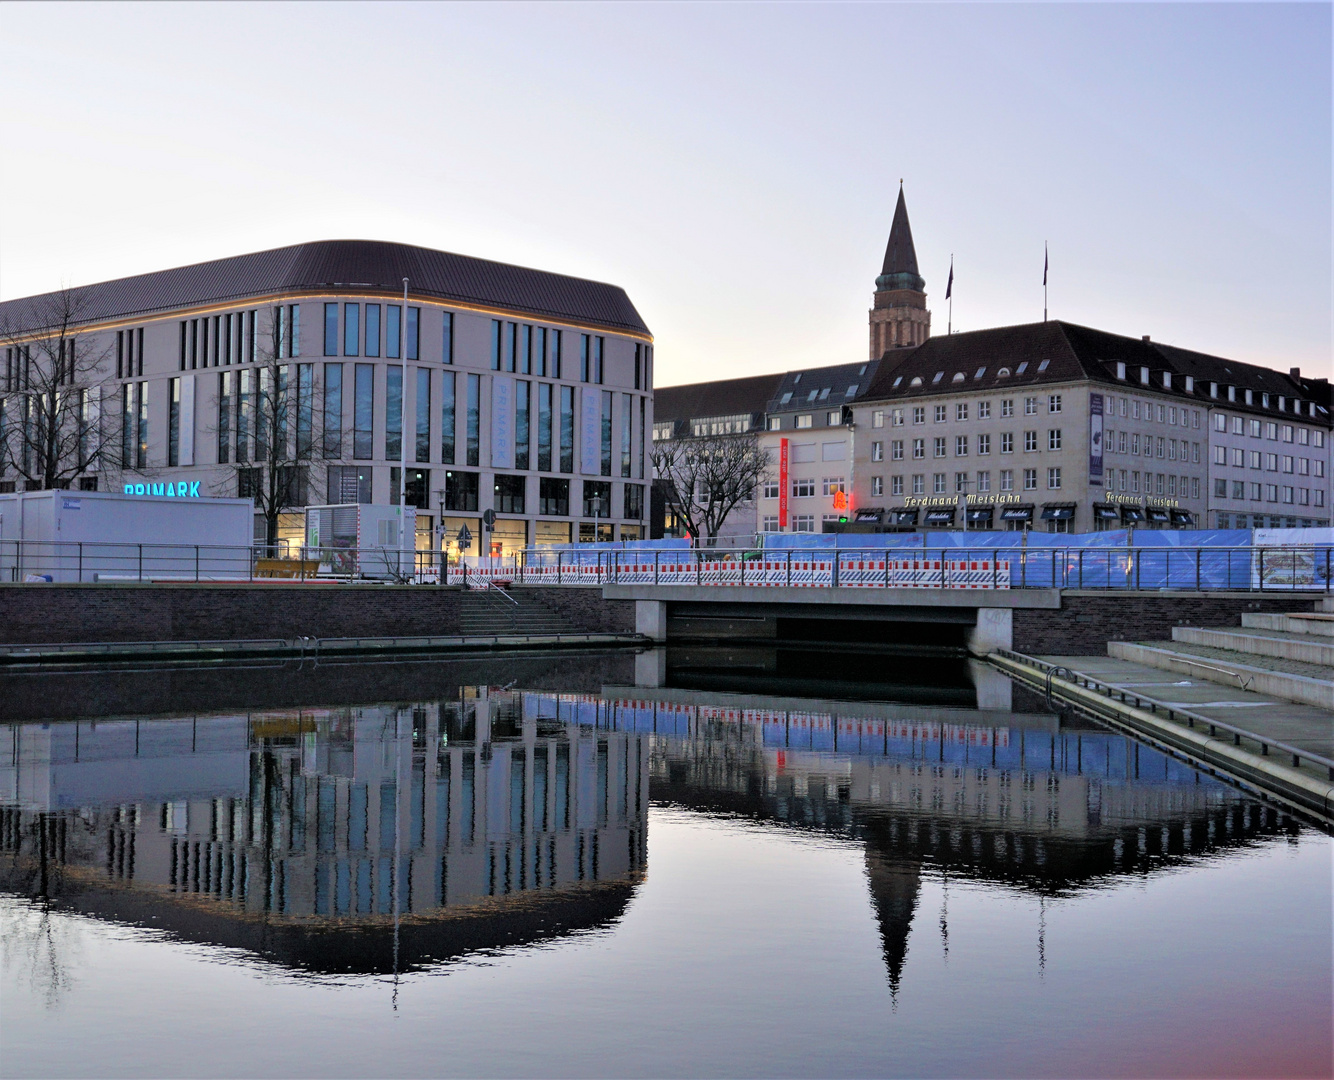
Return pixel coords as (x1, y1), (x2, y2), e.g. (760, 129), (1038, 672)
(603, 584), (1062, 609)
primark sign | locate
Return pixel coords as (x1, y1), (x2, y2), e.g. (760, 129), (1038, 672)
(123, 480), (203, 498)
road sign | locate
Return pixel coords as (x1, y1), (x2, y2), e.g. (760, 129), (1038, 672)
(482, 509), (497, 528)
(456, 525), (472, 549)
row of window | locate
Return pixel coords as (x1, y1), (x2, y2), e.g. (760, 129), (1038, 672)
(210, 366), (644, 479)
(1106, 432), (1201, 462)
(871, 396), (1062, 427)
(432, 472), (644, 518)
(324, 303), (419, 360)
(1211, 478), (1326, 506)
(864, 469), (1065, 496)
(871, 430), (1065, 461)
(1211, 413), (1326, 446)
(1211, 446), (1326, 476)
(177, 309), (263, 371)
(1106, 470), (1202, 498)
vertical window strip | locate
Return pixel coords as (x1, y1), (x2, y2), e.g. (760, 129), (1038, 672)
(440, 370), (456, 465)
(136, 382), (149, 469)
(324, 303), (339, 357)
(290, 304), (301, 357)
(595, 337), (604, 384)
(442, 312), (454, 364)
(297, 363), (314, 459)
(386, 305), (401, 359)
(323, 363), (343, 459)
(580, 335), (590, 382)
(218, 372), (231, 464)
(600, 390), (612, 477)
(406, 306), (419, 360)
(465, 374), (480, 467)
(516, 381), (530, 470)
(491, 320), (502, 370)
(416, 368), (431, 464)
(365, 304), (381, 358)
(621, 393), (632, 477)
(507, 322), (517, 373)
(344, 303), (360, 357)
(386, 367), (403, 460)
(168, 378), (180, 467)
(559, 385), (574, 473)
(551, 329), (562, 380)
(537, 383), (552, 472)
(353, 364), (374, 460)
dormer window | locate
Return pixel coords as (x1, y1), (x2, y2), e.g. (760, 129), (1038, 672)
(1184, 376), (1194, 393)
(1162, 372), (1171, 389)
(1210, 382), (1218, 398)
(1037, 359), (1050, 372)
(910, 376), (923, 387)
(997, 367), (1011, 378)
(975, 367), (986, 379)
(1115, 362), (1126, 380)
(858, 365), (867, 375)
(892, 376), (903, 388)
(1245, 389), (1254, 405)
(793, 373), (802, 384)
(1262, 393), (1270, 408)
(1140, 366), (1150, 385)
(1279, 396), (1286, 412)
(951, 372), (965, 383)
(818, 387), (830, 400)
(846, 384), (858, 397)
(932, 371), (944, 384)
(780, 392), (792, 404)
(1016, 362), (1028, 374)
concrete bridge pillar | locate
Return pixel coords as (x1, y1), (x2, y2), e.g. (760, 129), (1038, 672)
(966, 607), (1013, 657)
(636, 600), (668, 642)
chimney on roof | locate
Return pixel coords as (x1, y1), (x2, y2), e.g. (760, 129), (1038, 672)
(1290, 367), (1301, 379)
(1142, 335), (1151, 342)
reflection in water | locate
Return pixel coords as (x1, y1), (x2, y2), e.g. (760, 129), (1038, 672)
(0, 683), (1297, 994)
(0, 694), (647, 976)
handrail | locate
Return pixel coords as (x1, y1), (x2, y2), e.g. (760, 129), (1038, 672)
(997, 648), (1334, 779)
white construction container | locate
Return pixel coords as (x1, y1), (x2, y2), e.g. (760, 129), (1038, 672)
(0, 489), (255, 582)
(303, 503), (418, 579)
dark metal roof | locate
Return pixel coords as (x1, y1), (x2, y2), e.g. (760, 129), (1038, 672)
(652, 372), (786, 425)
(767, 360), (881, 413)
(863, 320), (1326, 422)
(0, 240), (651, 336)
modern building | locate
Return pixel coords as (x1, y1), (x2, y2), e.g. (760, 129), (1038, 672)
(0, 240), (654, 555)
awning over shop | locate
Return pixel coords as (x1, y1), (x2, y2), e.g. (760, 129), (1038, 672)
(1120, 505), (1145, 523)
(999, 505), (1034, 523)
(889, 508), (919, 526)
(965, 507), (994, 524)
(854, 508), (885, 523)
(1146, 507), (1171, 523)
(924, 509), (956, 526)
(1093, 503), (1120, 520)
(1170, 509), (1195, 527)
(1041, 503), (1077, 521)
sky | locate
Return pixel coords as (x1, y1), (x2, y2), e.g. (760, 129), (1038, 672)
(1, 2), (1329, 386)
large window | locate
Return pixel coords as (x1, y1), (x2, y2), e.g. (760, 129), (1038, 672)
(442, 312), (454, 364)
(621, 393), (633, 477)
(516, 381), (530, 470)
(520, 325), (532, 375)
(237, 370), (253, 464)
(386, 367), (402, 459)
(600, 391), (613, 477)
(440, 370), (455, 465)
(624, 483), (644, 520)
(406, 307), (420, 361)
(353, 364), (374, 459)
(491, 320), (502, 370)
(136, 382), (148, 469)
(537, 383), (553, 472)
(583, 480), (612, 518)
(539, 477), (569, 516)
(416, 368), (431, 463)
(495, 474), (526, 513)
(168, 378), (180, 467)
(444, 470), (478, 512)
(324, 303), (338, 357)
(328, 464), (371, 504)
(217, 372), (231, 464)
(550, 329), (561, 379)
(465, 374), (480, 467)
(296, 364), (314, 459)
(559, 385), (574, 473)
(323, 363), (342, 458)
(365, 304), (381, 357)
(386, 305), (401, 359)
(344, 304), (359, 357)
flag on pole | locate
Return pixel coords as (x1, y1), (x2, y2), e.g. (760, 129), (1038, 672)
(946, 258), (953, 300)
(1043, 245), (1048, 286)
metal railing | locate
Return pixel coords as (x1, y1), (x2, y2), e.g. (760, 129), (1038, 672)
(999, 648), (1334, 779)
(1, 538), (1331, 592)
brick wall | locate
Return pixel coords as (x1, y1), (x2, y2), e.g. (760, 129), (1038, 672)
(1012, 592), (1317, 655)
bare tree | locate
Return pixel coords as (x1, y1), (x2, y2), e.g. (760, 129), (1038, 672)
(212, 309), (324, 550)
(0, 288), (117, 491)
(651, 431), (771, 547)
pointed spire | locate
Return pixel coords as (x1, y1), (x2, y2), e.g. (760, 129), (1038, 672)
(876, 183), (925, 292)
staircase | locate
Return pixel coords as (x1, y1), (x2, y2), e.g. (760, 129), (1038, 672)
(457, 587), (579, 638)
(1108, 596), (1334, 710)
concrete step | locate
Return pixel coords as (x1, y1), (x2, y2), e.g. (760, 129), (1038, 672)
(1319, 597), (1334, 613)
(1108, 641), (1334, 710)
(1242, 612), (1334, 637)
(1173, 625), (1334, 667)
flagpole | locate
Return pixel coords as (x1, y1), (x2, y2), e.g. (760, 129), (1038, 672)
(1043, 243), (1048, 323)
(948, 255), (953, 334)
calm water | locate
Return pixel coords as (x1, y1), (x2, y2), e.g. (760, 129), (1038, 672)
(1, 652), (1330, 1079)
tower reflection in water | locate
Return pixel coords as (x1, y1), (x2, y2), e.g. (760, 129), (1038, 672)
(0, 691), (648, 975)
(1, 682), (1292, 988)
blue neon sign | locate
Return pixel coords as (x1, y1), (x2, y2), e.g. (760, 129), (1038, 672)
(123, 481), (202, 498)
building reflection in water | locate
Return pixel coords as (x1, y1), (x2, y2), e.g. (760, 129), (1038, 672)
(1, 683), (1295, 990)
(0, 691), (648, 975)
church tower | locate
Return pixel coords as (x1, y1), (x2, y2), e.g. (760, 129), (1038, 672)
(869, 184), (931, 358)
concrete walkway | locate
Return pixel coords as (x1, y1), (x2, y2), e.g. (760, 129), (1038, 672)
(1039, 653), (1334, 767)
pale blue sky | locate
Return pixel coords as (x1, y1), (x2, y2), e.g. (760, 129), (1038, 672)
(1, 2), (1329, 384)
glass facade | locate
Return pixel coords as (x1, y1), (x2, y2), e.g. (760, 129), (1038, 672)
(353, 364), (374, 460)
(416, 368), (431, 464)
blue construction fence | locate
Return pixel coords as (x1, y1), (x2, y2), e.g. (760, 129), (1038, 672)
(520, 529), (1334, 589)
